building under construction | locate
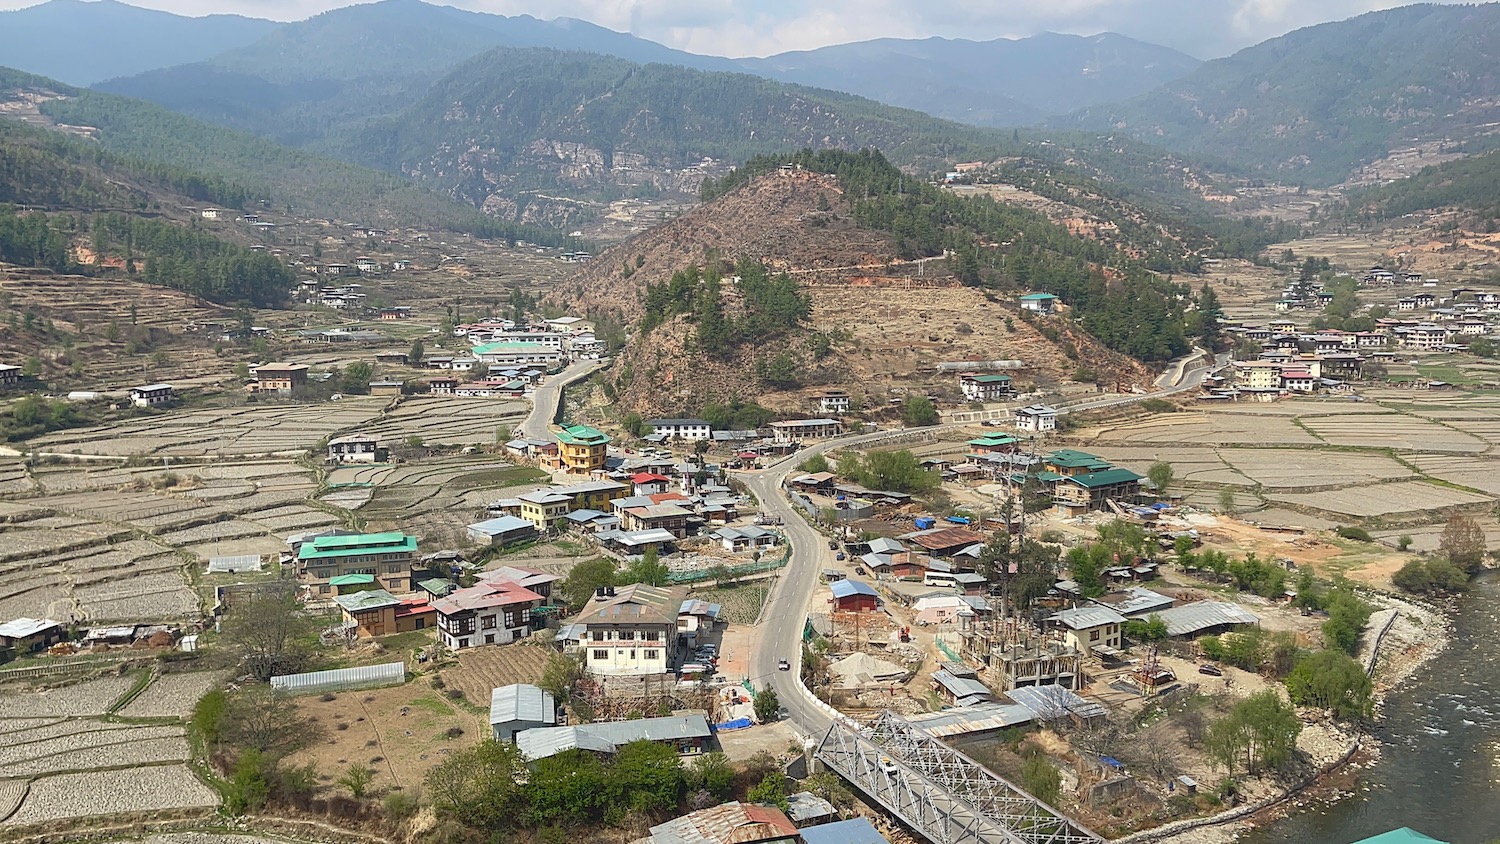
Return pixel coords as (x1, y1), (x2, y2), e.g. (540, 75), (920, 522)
(961, 615), (1082, 690)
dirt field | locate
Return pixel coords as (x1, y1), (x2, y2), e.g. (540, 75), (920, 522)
(284, 679), (488, 794)
(437, 643), (553, 708)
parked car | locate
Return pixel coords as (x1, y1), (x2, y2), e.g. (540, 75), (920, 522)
(828, 540), (838, 550)
(854, 565), (867, 575)
(836, 552), (846, 561)
(778, 657), (790, 671)
(1198, 663), (1223, 677)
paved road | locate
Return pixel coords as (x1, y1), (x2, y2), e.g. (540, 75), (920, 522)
(739, 353), (1222, 741)
(518, 360), (605, 440)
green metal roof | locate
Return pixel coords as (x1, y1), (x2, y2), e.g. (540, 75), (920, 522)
(333, 589), (399, 612)
(299, 532), (416, 560)
(418, 578), (456, 597)
(556, 424), (610, 446)
(969, 434), (1018, 447)
(1046, 449), (1110, 468)
(472, 341), (549, 355)
(329, 573), (376, 587)
(1062, 468), (1144, 489)
(968, 374), (1012, 383)
(1352, 830), (1446, 844)
(1019, 293), (1058, 300)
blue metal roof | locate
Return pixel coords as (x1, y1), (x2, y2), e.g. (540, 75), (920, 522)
(800, 818), (889, 844)
(830, 579), (878, 599)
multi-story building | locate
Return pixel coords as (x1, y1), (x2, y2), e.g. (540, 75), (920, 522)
(1014, 404), (1057, 433)
(1053, 468), (1143, 516)
(298, 531), (418, 595)
(555, 425), (610, 473)
(333, 590), (435, 638)
(471, 341), (565, 367)
(643, 418), (713, 441)
(817, 392), (851, 414)
(327, 434), (384, 463)
(433, 579), (546, 649)
(960, 373), (1015, 402)
(1049, 606), (1125, 659)
(254, 363), (309, 394)
(768, 418), (843, 442)
(578, 583), (685, 676)
(517, 480), (630, 529)
(1235, 361), (1284, 391)
(130, 384), (175, 408)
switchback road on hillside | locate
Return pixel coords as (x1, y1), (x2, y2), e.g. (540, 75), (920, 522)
(518, 360), (605, 440)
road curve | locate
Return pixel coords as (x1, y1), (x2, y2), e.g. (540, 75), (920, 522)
(739, 354), (1221, 740)
(519, 360), (605, 440)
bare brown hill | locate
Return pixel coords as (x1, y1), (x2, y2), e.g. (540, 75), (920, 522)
(562, 171), (1153, 418)
(551, 170), (901, 323)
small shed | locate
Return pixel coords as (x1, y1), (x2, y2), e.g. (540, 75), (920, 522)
(490, 683), (557, 742)
(830, 579), (879, 612)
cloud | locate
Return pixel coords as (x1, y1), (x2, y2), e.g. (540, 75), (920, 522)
(0, 0), (1469, 58)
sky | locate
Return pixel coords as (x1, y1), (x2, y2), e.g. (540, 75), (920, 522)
(0, 0), (1459, 58)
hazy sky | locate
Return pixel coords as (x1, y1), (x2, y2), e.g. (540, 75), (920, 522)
(0, 0), (1456, 58)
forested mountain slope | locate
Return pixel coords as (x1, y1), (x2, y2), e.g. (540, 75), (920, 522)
(1059, 4), (1500, 185)
(0, 0), (276, 86)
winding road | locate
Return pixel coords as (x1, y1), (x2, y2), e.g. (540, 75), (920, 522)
(518, 360), (605, 440)
(741, 350), (1223, 739)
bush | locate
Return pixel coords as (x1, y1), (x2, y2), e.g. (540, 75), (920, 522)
(1286, 649), (1372, 719)
(1336, 525), (1373, 542)
(1321, 583), (1375, 655)
(1392, 558), (1469, 595)
(384, 790), (419, 821)
(1020, 753), (1062, 806)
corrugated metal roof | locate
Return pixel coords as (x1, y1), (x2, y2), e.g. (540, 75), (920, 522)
(648, 801), (798, 844)
(830, 579), (878, 599)
(931, 669), (995, 703)
(907, 701), (1035, 737)
(1155, 601), (1260, 637)
(1007, 684), (1107, 722)
(1050, 606), (1126, 630)
(799, 818), (889, 844)
(516, 714), (711, 761)
(489, 683), (556, 727)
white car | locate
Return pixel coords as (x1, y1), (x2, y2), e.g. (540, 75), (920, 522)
(778, 658), (791, 671)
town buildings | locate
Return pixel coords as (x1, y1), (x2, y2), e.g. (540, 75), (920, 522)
(298, 531), (418, 595)
(130, 384), (174, 408)
(644, 418), (713, 441)
(554, 425), (610, 473)
(769, 418), (843, 442)
(578, 583), (685, 676)
(254, 363), (309, 394)
(960, 373), (1015, 402)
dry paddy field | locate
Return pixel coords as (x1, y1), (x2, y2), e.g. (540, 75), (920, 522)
(1077, 389), (1500, 535)
(356, 395), (528, 446)
(328, 458), (544, 547)
(0, 670), (223, 826)
(30, 399), (388, 457)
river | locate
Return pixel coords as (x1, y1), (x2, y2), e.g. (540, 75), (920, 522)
(1243, 576), (1500, 844)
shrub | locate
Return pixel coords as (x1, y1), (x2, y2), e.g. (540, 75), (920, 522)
(1286, 649), (1373, 719)
(1336, 526), (1373, 542)
(1392, 558), (1469, 595)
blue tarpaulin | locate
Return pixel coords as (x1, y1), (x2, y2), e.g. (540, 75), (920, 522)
(716, 717), (752, 731)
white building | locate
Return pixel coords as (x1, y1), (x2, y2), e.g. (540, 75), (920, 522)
(327, 434), (382, 463)
(817, 392), (851, 414)
(578, 583), (685, 676)
(1049, 606), (1125, 659)
(1014, 404), (1057, 433)
(130, 384), (174, 408)
(644, 418), (712, 441)
(960, 373), (1015, 402)
(769, 418), (843, 442)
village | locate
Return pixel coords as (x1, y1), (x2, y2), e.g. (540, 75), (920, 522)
(0, 233), (1487, 844)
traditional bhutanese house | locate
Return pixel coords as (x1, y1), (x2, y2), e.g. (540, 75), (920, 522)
(1053, 468), (1143, 516)
(968, 433), (1019, 458)
(1045, 449), (1113, 476)
(901, 527), (987, 557)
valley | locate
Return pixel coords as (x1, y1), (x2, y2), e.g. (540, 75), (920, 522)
(3, 4), (1500, 844)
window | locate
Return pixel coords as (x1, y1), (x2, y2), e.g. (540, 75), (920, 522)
(319, 585), (330, 594)
(619, 630), (635, 641)
(521, 608), (532, 624)
(629, 650), (636, 659)
(644, 650), (659, 660)
(485, 634), (495, 645)
(593, 650), (608, 661)
(459, 638), (470, 648)
(1090, 630), (1100, 641)
(481, 616), (497, 629)
(504, 611), (517, 628)
(644, 629), (660, 641)
(415, 619), (425, 630)
(592, 630), (605, 641)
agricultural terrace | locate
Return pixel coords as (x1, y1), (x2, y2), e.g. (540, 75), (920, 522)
(348, 395), (528, 447)
(326, 458), (545, 546)
(0, 670), (222, 827)
(28, 399), (390, 457)
(1063, 388), (1500, 584)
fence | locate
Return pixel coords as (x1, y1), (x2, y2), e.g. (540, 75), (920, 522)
(667, 542), (792, 585)
(0, 652), (149, 680)
(270, 661), (407, 695)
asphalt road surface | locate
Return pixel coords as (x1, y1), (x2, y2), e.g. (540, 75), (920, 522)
(738, 353), (1222, 740)
(518, 360), (605, 440)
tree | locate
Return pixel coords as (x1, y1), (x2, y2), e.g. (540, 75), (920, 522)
(685, 751), (735, 799)
(1439, 514), (1485, 576)
(425, 740), (529, 828)
(1124, 614), (1168, 644)
(340, 360), (374, 394)
(1396, 534), (1413, 552)
(1020, 752), (1062, 806)
(225, 748), (273, 815)
(1206, 690), (1300, 776)
(539, 652), (584, 703)
(1065, 545), (1107, 599)
(610, 739), (684, 814)
(1147, 461), (1174, 499)
(1392, 557), (1469, 595)
(902, 395), (938, 427)
(339, 764), (374, 798)
(622, 546), (669, 586)
(1286, 650), (1372, 719)
(409, 339), (425, 365)
(527, 748), (609, 825)
(1197, 284), (1223, 350)
(746, 771), (788, 811)
(221, 589), (313, 680)
(1321, 582), (1374, 655)
(754, 686), (780, 723)
(799, 453), (830, 474)
(560, 557), (617, 606)
(705, 564), (732, 586)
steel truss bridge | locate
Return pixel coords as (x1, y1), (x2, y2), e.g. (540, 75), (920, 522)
(815, 710), (1103, 844)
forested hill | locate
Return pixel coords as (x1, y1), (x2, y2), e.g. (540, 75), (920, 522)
(0, 66), (565, 244)
(0, 115), (294, 307)
(314, 47), (1013, 210)
(1338, 149), (1500, 228)
(1057, 4), (1500, 186)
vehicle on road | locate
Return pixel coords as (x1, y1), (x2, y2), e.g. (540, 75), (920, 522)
(1198, 663), (1223, 677)
(854, 565), (866, 575)
(827, 540), (838, 550)
(836, 552), (846, 561)
(879, 756), (899, 776)
(778, 658), (790, 671)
